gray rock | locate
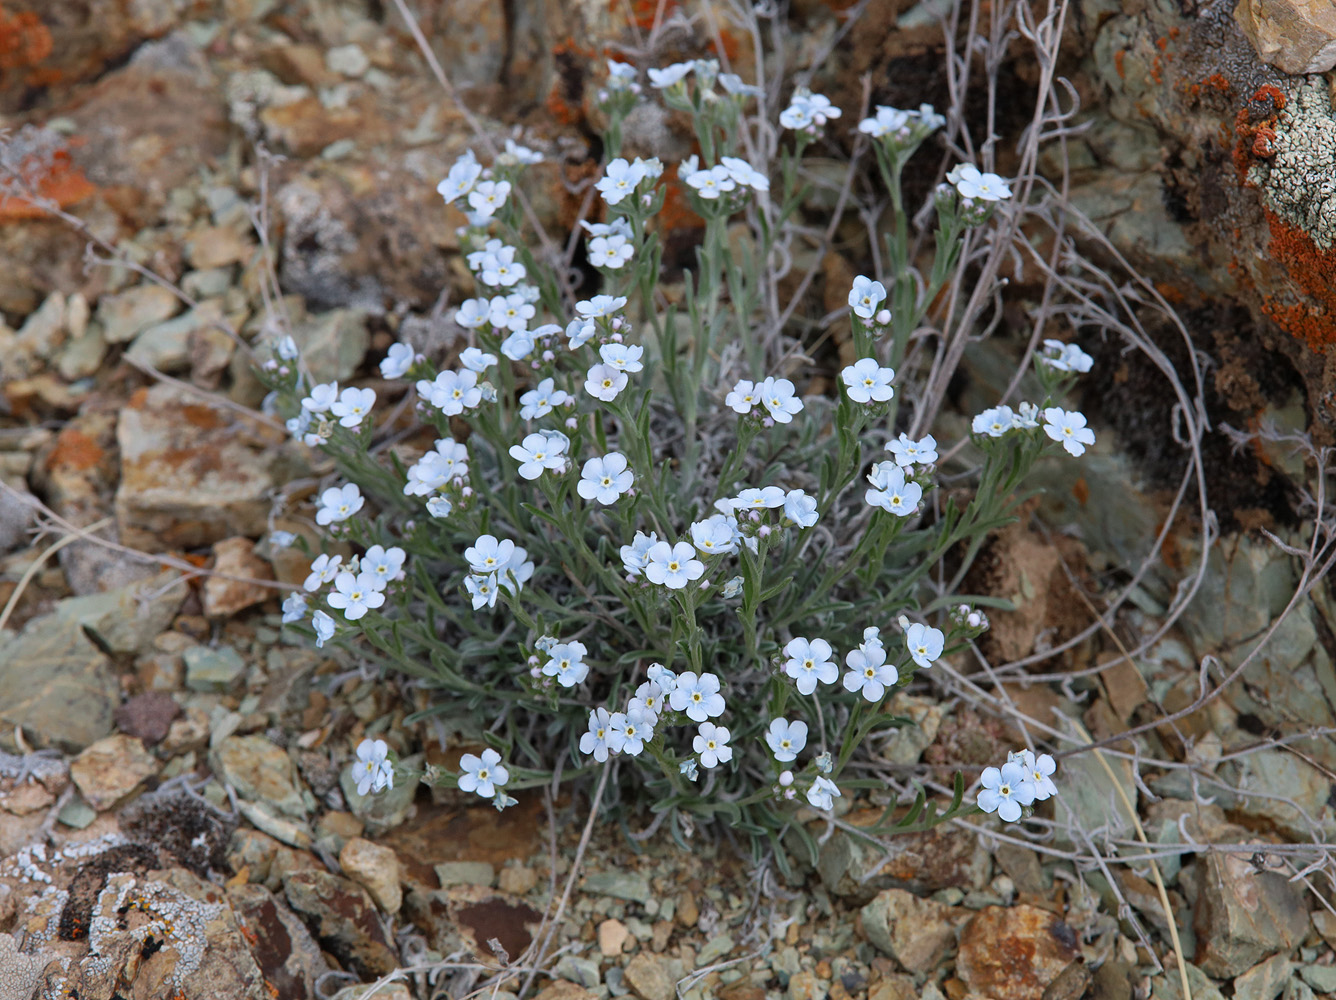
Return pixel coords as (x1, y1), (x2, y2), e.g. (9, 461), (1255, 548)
(125, 298), (231, 373)
(859, 888), (957, 972)
(0, 606), (118, 752)
(185, 644), (247, 693)
(15, 291), (66, 359)
(583, 870), (652, 905)
(434, 860), (496, 888)
(211, 734), (308, 818)
(115, 383), (300, 551)
(1193, 853), (1308, 978)
(340, 752), (420, 835)
(97, 284), (181, 343)
(228, 881), (332, 999)
(556, 955), (602, 988)
(289, 308), (371, 383)
(1298, 966), (1336, 994)
(51, 568), (186, 656)
(623, 953), (676, 1000)
(1234, 953), (1292, 1000)
(695, 933), (733, 967)
(284, 869), (398, 978)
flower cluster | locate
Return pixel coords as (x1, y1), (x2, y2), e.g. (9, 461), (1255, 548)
(258, 50), (1086, 848)
(978, 749), (1058, 822)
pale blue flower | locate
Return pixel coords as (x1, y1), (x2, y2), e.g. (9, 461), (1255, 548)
(436, 150), (482, 204)
(620, 530), (660, 578)
(865, 462), (922, 516)
(467, 179), (511, 217)
(669, 671), (725, 722)
(905, 622), (945, 668)
(595, 158), (647, 206)
(841, 358), (895, 404)
(312, 609), (336, 648)
(949, 164), (1011, 202)
(694, 723), (733, 768)
(647, 62), (693, 88)
(327, 571), (386, 621)
(726, 379), (758, 414)
(1014, 749), (1058, 801)
(316, 483), (364, 526)
(610, 709), (654, 756)
(577, 452), (633, 505)
(380, 343), (414, 378)
(585, 363), (628, 401)
(783, 637), (838, 696)
(598, 343), (644, 372)
(644, 541), (705, 590)
(458, 748), (508, 798)
(519, 377), (570, 420)
(281, 592), (307, 624)
(758, 376), (803, 423)
(978, 760), (1034, 822)
(848, 276), (887, 320)
(1040, 339), (1093, 373)
(351, 738), (394, 796)
(806, 775), (840, 811)
(783, 489), (818, 528)
(1042, 408), (1096, 457)
(543, 640), (590, 688)
(843, 644), (898, 701)
(580, 708), (615, 761)
(765, 718), (808, 762)
(886, 433), (938, 467)
(330, 386), (375, 428)
(303, 553), (342, 592)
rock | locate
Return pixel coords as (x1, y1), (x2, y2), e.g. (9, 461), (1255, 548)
(330, 985), (415, 1000)
(97, 284), (181, 344)
(229, 881), (332, 1000)
(202, 536), (276, 617)
(624, 952), (676, 1000)
(184, 644), (247, 693)
(816, 821), (990, 898)
(162, 705), (211, 754)
(534, 983), (598, 1000)
(584, 870), (652, 905)
(125, 297), (240, 374)
(435, 860), (497, 888)
(114, 690), (182, 745)
(239, 800), (313, 851)
(49, 568), (186, 656)
(956, 904), (1080, 1000)
(1299, 966), (1336, 993)
(58, 325), (108, 380)
(1235, 0), (1336, 74)
(1192, 852), (1308, 977)
(697, 932), (734, 966)
(286, 308), (372, 383)
(0, 931), (45, 1000)
(211, 735), (307, 819)
(401, 884), (541, 964)
(787, 971), (824, 1000)
(115, 383), (298, 551)
(314, 810), (365, 855)
(69, 734), (160, 811)
(326, 44), (370, 78)
(15, 290), (66, 359)
(0, 606), (118, 752)
(340, 837), (403, 914)
(1234, 952), (1293, 1000)
(340, 753), (421, 835)
(498, 863), (538, 895)
(859, 888), (958, 973)
(556, 955), (601, 988)
(599, 917), (630, 956)
(868, 975), (918, 1000)
(0, 481), (35, 555)
(1150, 962), (1227, 1000)
(186, 224), (254, 269)
(283, 869), (398, 977)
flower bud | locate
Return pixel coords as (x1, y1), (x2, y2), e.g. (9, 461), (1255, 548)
(778, 770), (794, 786)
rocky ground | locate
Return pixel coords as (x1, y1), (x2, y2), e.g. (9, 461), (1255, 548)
(2, 0), (1336, 999)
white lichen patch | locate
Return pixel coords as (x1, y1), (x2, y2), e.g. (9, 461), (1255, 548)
(1249, 81), (1336, 250)
(88, 873), (224, 982)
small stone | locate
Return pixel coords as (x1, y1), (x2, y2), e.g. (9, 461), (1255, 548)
(860, 888), (958, 972)
(435, 860), (496, 888)
(867, 975), (917, 1000)
(211, 734), (307, 818)
(1193, 853), (1308, 977)
(329, 986), (415, 1000)
(556, 956), (602, 989)
(624, 952), (675, 1000)
(599, 917), (630, 956)
(126, 298), (235, 373)
(161, 705), (211, 754)
(114, 690), (181, 745)
(1234, 953), (1292, 1000)
(957, 905), (1080, 1000)
(202, 536), (276, 617)
(788, 971), (823, 1000)
(69, 733), (161, 811)
(1299, 966), (1336, 993)
(239, 801), (314, 849)
(326, 44), (370, 78)
(284, 869), (397, 977)
(315, 810), (365, 854)
(677, 889), (699, 927)
(15, 292), (67, 358)
(584, 870), (651, 904)
(186, 224), (253, 269)
(229, 881), (332, 999)
(533, 983), (597, 1000)
(1235, 0), (1336, 74)
(696, 933), (734, 967)
(340, 837), (402, 914)
(498, 863), (538, 895)
(184, 644), (247, 693)
(57, 795), (98, 829)
(57, 326), (108, 380)
(115, 383), (295, 551)
(98, 284), (181, 344)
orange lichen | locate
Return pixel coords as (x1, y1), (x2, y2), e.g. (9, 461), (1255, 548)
(1114, 50), (1125, 79)
(622, 0), (679, 32)
(1259, 208), (1336, 352)
(0, 147), (96, 221)
(0, 4), (52, 82)
(657, 164), (705, 232)
(1231, 86), (1287, 184)
(46, 428), (104, 473)
(1071, 477), (1089, 506)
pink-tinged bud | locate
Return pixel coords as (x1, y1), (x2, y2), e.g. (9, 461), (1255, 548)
(875, 309), (891, 325)
(278, 366), (290, 376)
(565, 418), (578, 429)
(542, 350), (555, 362)
(263, 360), (278, 370)
(611, 317), (623, 330)
(531, 361), (541, 370)
(783, 788), (796, 799)
(699, 580), (709, 589)
(462, 487), (474, 498)
(611, 332), (624, 342)
(757, 525), (771, 538)
(404, 520), (416, 531)
(762, 417), (775, 428)
(527, 655), (539, 666)
(530, 667), (542, 678)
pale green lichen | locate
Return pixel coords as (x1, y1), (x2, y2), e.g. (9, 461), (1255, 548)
(1249, 80), (1336, 250)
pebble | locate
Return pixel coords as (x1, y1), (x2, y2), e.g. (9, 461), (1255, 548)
(623, 952), (675, 1000)
(676, 889), (699, 927)
(599, 917), (630, 956)
(326, 43), (370, 77)
(211, 734), (308, 818)
(202, 536), (276, 617)
(69, 733), (161, 811)
(184, 644), (247, 693)
(696, 933), (733, 967)
(340, 837), (403, 914)
(584, 870), (652, 905)
(97, 284), (181, 344)
(956, 904), (1079, 1000)
(498, 863), (538, 895)
(859, 887), (958, 972)
(435, 860), (496, 888)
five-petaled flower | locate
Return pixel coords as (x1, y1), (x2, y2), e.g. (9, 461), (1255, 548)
(841, 358), (896, 404)
(1042, 408), (1096, 457)
(351, 738), (394, 796)
(843, 643), (899, 701)
(905, 622), (945, 668)
(458, 748), (509, 799)
(316, 484), (364, 526)
(644, 541), (705, 589)
(783, 637), (839, 696)
(866, 462), (922, 517)
(765, 718), (808, 762)
(694, 723), (734, 768)
(669, 671), (725, 722)
(978, 759), (1034, 822)
(806, 775), (841, 811)
(578, 452), (634, 505)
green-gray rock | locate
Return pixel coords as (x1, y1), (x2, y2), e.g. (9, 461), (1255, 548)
(1193, 854), (1308, 978)
(0, 609), (118, 752)
(290, 308), (369, 383)
(53, 569), (185, 656)
(1232, 954), (1290, 1000)
(434, 861), (495, 888)
(695, 933), (734, 967)
(583, 870), (652, 905)
(185, 644), (247, 693)
(211, 734), (308, 818)
(1298, 966), (1336, 994)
